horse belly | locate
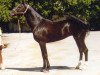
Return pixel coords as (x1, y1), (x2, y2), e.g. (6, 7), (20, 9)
(47, 31), (71, 42)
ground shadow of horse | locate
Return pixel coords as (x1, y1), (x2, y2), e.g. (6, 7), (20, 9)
(7, 66), (75, 72)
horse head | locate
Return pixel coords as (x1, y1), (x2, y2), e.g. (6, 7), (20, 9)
(10, 2), (29, 16)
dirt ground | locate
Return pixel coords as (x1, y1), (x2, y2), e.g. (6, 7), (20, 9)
(0, 31), (100, 75)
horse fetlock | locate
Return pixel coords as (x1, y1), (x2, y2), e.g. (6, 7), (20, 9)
(76, 60), (83, 69)
(76, 61), (88, 70)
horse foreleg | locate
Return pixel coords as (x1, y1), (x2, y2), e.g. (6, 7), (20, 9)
(39, 41), (50, 72)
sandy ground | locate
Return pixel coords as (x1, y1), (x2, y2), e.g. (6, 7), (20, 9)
(0, 31), (100, 75)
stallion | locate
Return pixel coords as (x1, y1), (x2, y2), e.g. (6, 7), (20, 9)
(11, 2), (89, 72)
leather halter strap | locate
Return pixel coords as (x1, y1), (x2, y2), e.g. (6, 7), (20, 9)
(13, 5), (29, 15)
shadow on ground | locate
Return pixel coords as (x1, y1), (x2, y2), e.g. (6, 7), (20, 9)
(7, 66), (75, 72)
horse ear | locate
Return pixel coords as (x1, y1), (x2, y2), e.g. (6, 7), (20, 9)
(21, 0), (25, 4)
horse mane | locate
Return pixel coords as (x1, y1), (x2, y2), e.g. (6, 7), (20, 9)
(28, 5), (43, 20)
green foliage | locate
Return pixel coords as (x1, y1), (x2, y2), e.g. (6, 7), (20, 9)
(0, 0), (99, 28)
(0, 0), (12, 22)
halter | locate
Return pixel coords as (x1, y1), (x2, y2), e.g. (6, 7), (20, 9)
(13, 5), (29, 15)
(23, 5), (29, 14)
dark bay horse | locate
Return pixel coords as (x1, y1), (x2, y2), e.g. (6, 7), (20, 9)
(11, 3), (89, 72)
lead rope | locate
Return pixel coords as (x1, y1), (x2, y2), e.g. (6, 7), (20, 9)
(14, 18), (21, 51)
(18, 19), (21, 33)
(14, 5), (30, 51)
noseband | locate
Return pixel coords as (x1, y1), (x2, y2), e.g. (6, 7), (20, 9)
(13, 5), (29, 15)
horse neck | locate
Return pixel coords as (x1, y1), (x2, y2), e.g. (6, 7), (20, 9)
(24, 6), (43, 30)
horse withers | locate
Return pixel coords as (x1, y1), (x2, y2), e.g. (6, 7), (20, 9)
(10, 2), (89, 72)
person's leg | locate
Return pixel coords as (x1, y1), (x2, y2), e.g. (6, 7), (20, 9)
(0, 45), (2, 63)
(0, 28), (5, 70)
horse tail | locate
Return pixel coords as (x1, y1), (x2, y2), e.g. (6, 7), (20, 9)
(85, 23), (90, 37)
(65, 15), (90, 37)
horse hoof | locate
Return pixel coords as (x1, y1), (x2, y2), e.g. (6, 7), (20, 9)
(75, 66), (80, 69)
(41, 68), (49, 73)
(76, 63), (88, 70)
(75, 61), (82, 70)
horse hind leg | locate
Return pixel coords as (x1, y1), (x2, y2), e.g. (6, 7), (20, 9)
(74, 32), (88, 70)
(76, 50), (84, 69)
(77, 43), (88, 70)
(81, 42), (88, 70)
(79, 32), (88, 70)
(73, 36), (84, 69)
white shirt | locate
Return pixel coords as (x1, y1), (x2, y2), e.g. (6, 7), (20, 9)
(0, 27), (2, 45)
